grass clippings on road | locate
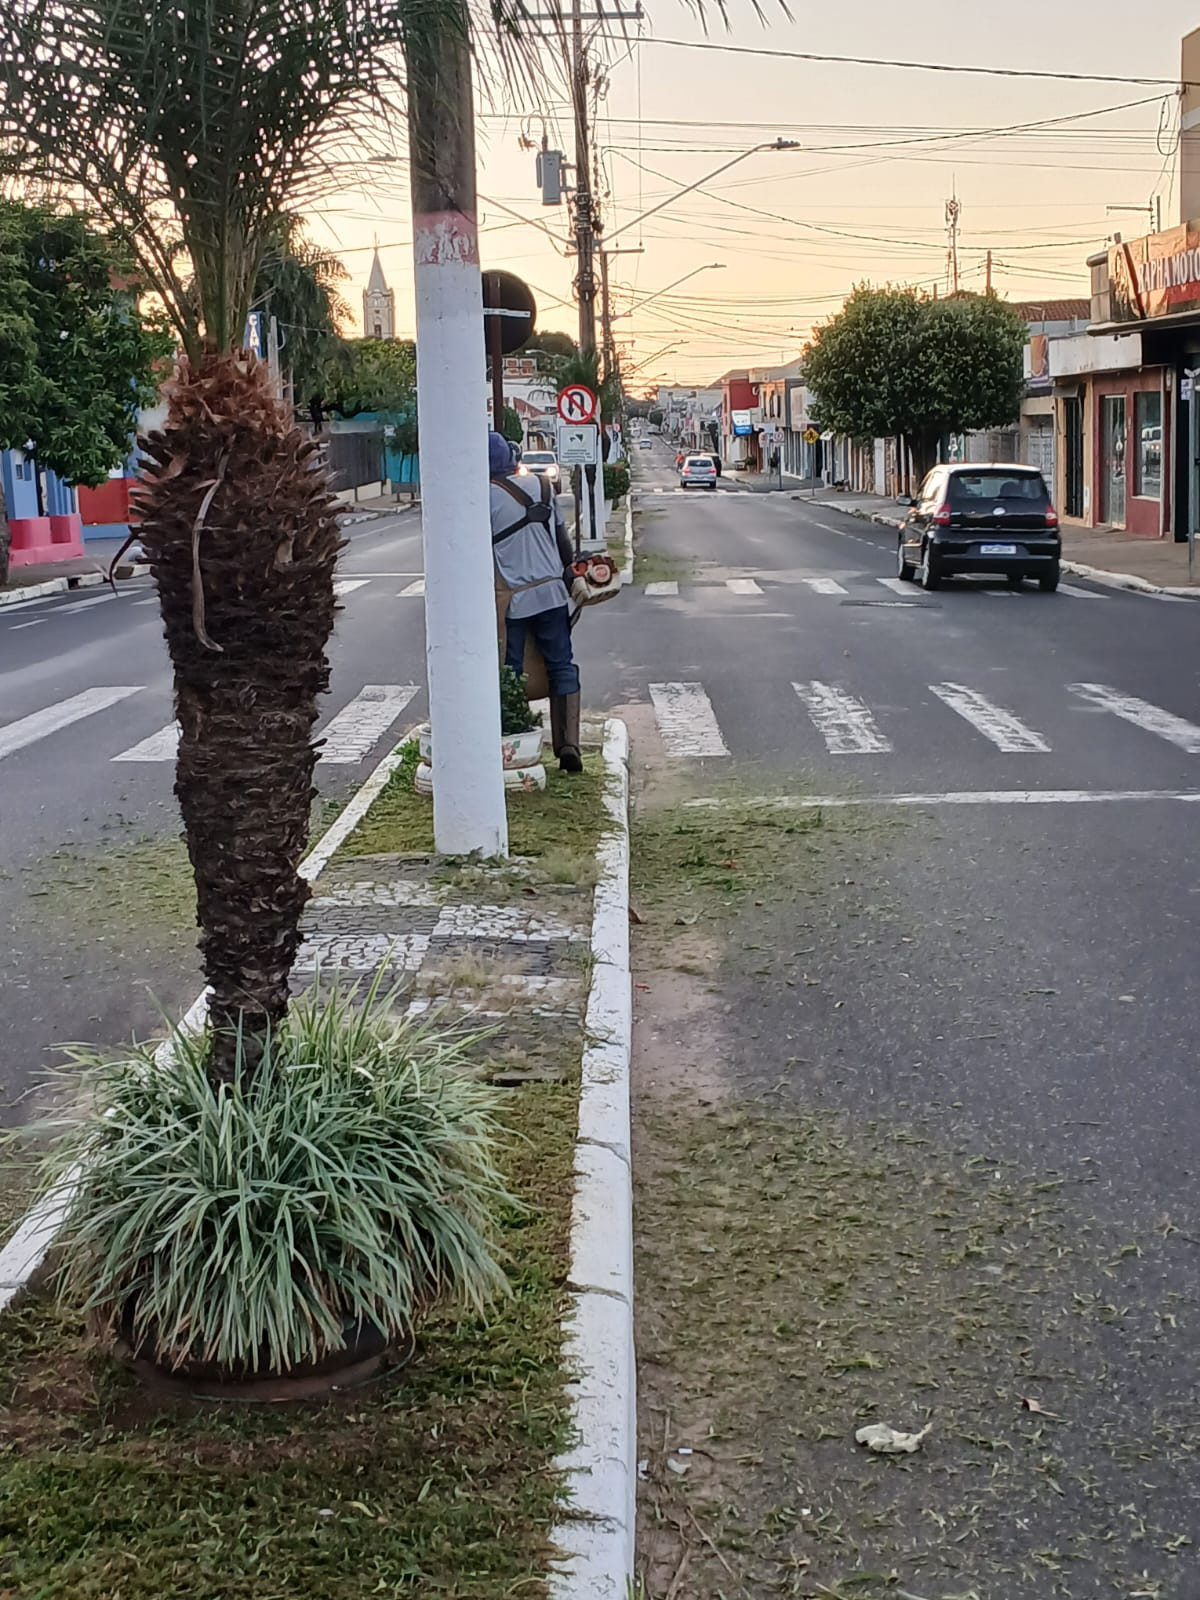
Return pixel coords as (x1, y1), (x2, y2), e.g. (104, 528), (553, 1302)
(0, 1079), (577, 1600)
(630, 795), (1199, 1600)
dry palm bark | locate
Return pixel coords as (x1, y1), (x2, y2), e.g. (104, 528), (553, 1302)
(134, 356), (342, 1078)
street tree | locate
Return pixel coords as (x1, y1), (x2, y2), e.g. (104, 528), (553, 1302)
(0, 0), (413, 1078)
(322, 336), (418, 421)
(804, 285), (1027, 480)
(0, 200), (168, 585)
(253, 216), (350, 410)
(500, 404), (523, 445)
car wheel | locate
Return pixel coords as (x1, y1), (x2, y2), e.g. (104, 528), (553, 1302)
(897, 537), (916, 581)
(919, 541), (941, 591)
(1039, 565), (1060, 593)
(707, 482), (717, 491)
(1006, 573), (1025, 588)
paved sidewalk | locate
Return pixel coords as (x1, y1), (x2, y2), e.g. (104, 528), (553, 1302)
(799, 489), (1200, 595)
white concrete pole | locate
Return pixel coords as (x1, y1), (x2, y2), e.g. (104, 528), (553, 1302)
(407, 8), (508, 857)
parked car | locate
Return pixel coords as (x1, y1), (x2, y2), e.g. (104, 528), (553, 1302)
(896, 464), (1060, 591)
(680, 454), (718, 491)
(519, 449), (560, 484)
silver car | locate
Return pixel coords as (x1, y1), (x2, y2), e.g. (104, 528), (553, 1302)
(680, 454), (717, 491)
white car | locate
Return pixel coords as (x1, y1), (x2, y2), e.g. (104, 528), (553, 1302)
(638, 439), (653, 451)
(680, 454), (717, 490)
(520, 450), (560, 483)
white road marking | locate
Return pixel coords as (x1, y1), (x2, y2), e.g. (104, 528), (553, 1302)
(726, 578), (763, 595)
(793, 681), (891, 754)
(132, 597), (159, 607)
(317, 685), (420, 764)
(649, 682), (729, 758)
(802, 577), (848, 595)
(929, 683), (1050, 753)
(9, 619), (45, 631)
(1057, 582), (1105, 600)
(1069, 682), (1200, 753)
(982, 587), (1020, 597)
(875, 577), (913, 596)
(645, 581), (679, 597)
(0, 687), (141, 761)
(333, 578), (370, 597)
(54, 593), (116, 614)
(398, 578), (425, 597)
(684, 789), (1200, 811)
(112, 722), (180, 762)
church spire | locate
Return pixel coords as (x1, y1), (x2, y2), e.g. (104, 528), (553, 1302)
(363, 246), (395, 340)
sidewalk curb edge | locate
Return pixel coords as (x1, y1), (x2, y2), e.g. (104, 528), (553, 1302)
(547, 717), (636, 1598)
(1061, 558), (1200, 599)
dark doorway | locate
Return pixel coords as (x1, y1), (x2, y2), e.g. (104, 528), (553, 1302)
(1064, 397), (1084, 519)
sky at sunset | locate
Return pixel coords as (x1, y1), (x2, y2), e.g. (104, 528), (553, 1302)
(306, 1), (1200, 389)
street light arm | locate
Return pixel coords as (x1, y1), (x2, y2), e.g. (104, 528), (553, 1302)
(620, 263), (725, 318)
(602, 139), (800, 248)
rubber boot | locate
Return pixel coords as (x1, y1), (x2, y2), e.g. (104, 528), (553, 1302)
(554, 693), (583, 774)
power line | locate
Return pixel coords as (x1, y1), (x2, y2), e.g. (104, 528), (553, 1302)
(602, 34), (1188, 88)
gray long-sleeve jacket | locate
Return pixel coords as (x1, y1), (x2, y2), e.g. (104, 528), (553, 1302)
(490, 471), (575, 619)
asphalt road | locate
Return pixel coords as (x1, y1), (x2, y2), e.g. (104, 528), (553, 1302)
(616, 438), (1200, 1224)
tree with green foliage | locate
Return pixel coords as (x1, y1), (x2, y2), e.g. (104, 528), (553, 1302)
(500, 404), (523, 445)
(648, 408), (664, 428)
(0, 200), (169, 583)
(322, 336), (417, 421)
(253, 216), (349, 408)
(804, 285), (1027, 480)
(515, 328), (576, 370)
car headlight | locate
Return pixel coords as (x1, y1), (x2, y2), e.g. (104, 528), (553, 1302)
(516, 464), (530, 475)
(547, 465), (559, 479)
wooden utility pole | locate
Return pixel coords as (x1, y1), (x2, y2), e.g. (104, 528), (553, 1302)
(571, 0), (597, 355)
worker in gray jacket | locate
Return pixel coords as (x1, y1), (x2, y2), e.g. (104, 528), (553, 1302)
(489, 430), (587, 773)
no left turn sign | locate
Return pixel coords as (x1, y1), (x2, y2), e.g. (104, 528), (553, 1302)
(557, 383), (597, 424)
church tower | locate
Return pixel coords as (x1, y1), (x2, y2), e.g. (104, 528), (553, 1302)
(363, 247), (395, 340)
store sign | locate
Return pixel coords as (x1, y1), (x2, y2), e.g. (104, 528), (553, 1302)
(731, 408), (754, 437)
(1109, 223), (1200, 323)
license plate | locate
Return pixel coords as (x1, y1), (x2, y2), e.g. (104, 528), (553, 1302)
(980, 543), (1017, 556)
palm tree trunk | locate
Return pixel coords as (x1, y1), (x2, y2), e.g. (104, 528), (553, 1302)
(135, 355), (342, 1081)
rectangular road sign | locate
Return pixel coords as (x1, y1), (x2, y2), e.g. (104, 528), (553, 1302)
(557, 422), (600, 465)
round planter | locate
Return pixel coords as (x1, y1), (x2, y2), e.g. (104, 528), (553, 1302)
(414, 759), (546, 796)
(116, 1305), (413, 1402)
(416, 725), (544, 773)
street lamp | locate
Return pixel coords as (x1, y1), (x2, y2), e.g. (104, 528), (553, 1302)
(618, 264), (726, 319)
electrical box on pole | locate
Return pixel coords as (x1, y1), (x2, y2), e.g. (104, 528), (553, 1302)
(536, 148), (563, 205)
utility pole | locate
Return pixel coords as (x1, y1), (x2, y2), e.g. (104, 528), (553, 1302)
(985, 249), (992, 295)
(571, 0), (597, 356)
(405, 1), (508, 857)
(599, 249), (614, 380)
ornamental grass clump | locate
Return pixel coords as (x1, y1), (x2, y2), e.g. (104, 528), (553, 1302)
(32, 983), (511, 1375)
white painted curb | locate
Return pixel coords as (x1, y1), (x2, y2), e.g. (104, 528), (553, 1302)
(548, 717), (635, 1600)
(618, 496), (635, 587)
(0, 732), (420, 1316)
(0, 569), (108, 608)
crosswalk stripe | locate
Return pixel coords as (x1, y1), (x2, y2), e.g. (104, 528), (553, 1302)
(398, 578), (425, 597)
(726, 578), (763, 595)
(645, 581), (678, 597)
(55, 593), (116, 614)
(875, 577), (912, 596)
(1057, 582), (1104, 600)
(1069, 682), (1200, 753)
(929, 683), (1050, 753)
(0, 687), (141, 761)
(112, 722), (179, 762)
(649, 682), (729, 757)
(333, 578), (370, 597)
(318, 685), (420, 764)
(793, 681), (891, 754)
(803, 577), (848, 595)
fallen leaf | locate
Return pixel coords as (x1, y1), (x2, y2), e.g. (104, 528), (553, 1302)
(628, 903), (644, 925)
(855, 1421), (932, 1455)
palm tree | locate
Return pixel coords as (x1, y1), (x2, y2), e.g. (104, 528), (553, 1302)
(253, 216), (351, 410)
(0, 0), (409, 1077)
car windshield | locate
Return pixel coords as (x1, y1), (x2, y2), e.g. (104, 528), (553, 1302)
(950, 473), (1047, 503)
(685, 457), (714, 468)
(524, 453), (556, 465)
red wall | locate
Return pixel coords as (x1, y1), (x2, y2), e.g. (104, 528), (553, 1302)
(78, 477), (131, 526)
(1091, 371), (1169, 538)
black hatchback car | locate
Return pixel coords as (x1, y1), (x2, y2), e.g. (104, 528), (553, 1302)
(897, 464), (1061, 591)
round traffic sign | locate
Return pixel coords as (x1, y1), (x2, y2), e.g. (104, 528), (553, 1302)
(557, 383), (597, 424)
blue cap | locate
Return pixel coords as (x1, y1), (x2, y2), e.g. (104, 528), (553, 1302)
(488, 431), (515, 475)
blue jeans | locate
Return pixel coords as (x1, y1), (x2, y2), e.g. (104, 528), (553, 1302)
(505, 605), (580, 696)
